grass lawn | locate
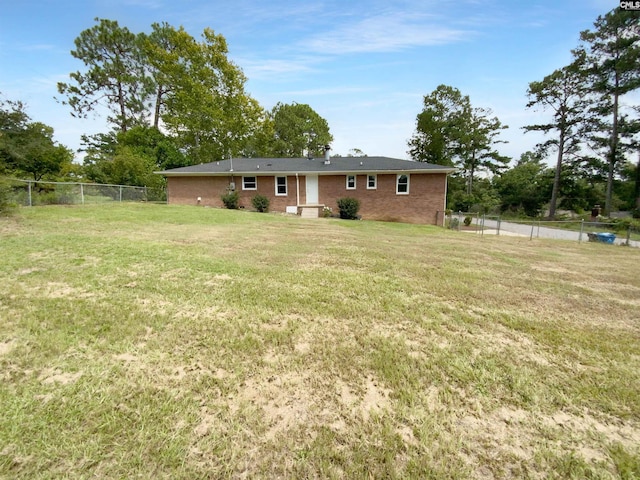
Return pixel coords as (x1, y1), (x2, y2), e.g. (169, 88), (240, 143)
(1, 203), (639, 479)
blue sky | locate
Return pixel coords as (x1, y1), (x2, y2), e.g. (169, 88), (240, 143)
(0, 0), (619, 162)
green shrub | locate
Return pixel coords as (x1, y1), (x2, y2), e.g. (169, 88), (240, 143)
(221, 190), (239, 209)
(463, 215), (472, 226)
(0, 178), (16, 215)
(449, 217), (460, 229)
(251, 194), (269, 213)
(609, 217), (640, 232)
(337, 197), (360, 220)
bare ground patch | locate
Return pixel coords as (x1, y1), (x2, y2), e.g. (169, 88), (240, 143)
(38, 368), (83, 385)
(457, 406), (640, 477)
(0, 339), (16, 356)
(23, 282), (99, 300)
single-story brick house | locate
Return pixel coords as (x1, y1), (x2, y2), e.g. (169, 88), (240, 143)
(156, 150), (455, 224)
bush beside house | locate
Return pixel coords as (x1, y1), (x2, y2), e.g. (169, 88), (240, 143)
(337, 197), (361, 220)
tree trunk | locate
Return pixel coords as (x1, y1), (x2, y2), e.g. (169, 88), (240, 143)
(118, 81), (128, 133)
(153, 85), (163, 129)
(467, 153), (475, 195)
(549, 129), (565, 219)
(635, 151), (640, 209)
(604, 71), (619, 216)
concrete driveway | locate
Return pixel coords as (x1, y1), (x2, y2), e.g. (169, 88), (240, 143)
(459, 216), (639, 248)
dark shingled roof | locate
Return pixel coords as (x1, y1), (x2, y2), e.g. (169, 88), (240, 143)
(157, 156), (455, 176)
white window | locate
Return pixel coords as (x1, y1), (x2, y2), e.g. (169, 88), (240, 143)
(367, 174), (377, 190)
(396, 174), (409, 195)
(242, 176), (257, 190)
(346, 175), (356, 190)
(275, 176), (287, 196)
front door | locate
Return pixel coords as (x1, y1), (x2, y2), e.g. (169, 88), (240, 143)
(305, 175), (318, 205)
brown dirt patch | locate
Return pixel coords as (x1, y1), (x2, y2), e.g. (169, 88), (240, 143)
(38, 368), (83, 385)
(457, 406), (640, 476)
(0, 340), (16, 356)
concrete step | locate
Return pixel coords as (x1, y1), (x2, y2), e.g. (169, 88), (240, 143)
(300, 207), (319, 219)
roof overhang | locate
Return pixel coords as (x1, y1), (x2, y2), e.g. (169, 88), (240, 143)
(156, 168), (457, 176)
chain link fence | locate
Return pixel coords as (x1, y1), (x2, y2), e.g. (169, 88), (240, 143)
(439, 211), (640, 248)
(5, 179), (165, 206)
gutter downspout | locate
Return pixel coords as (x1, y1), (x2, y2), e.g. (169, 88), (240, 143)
(295, 173), (300, 208)
(443, 174), (449, 227)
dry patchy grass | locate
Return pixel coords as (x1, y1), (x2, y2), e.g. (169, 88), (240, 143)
(1, 203), (639, 479)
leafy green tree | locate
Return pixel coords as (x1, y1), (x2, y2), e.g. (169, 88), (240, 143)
(576, 8), (640, 215)
(524, 59), (590, 218)
(270, 102), (333, 157)
(143, 22), (177, 129)
(457, 106), (509, 195)
(103, 146), (156, 186)
(347, 148), (367, 157)
(409, 85), (509, 195)
(57, 18), (154, 133)
(60, 20), (269, 165)
(80, 132), (118, 184)
(447, 175), (501, 213)
(557, 166), (606, 213)
(117, 126), (187, 171)
(14, 123), (74, 181)
(408, 84), (466, 166)
(494, 152), (553, 217)
(615, 159), (639, 211)
(147, 26), (263, 163)
(0, 95), (73, 181)
(0, 97), (29, 174)
(82, 126), (185, 194)
(240, 110), (276, 157)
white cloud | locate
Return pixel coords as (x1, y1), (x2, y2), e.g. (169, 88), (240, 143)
(280, 86), (376, 97)
(240, 58), (318, 78)
(18, 43), (57, 52)
(302, 12), (472, 54)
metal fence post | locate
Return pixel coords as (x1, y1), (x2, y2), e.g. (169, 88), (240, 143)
(80, 183), (84, 205)
(530, 222), (534, 240)
(497, 216), (501, 236)
(28, 181), (32, 207)
(119, 186), (123, 202)
(579, 219), (584, 243)
(626, 227), (631, 246)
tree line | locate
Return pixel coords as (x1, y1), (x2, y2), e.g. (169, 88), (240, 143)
(2, 18), (333, 196)
(1, 8), (638, 217)
(410, 8), (639, 217)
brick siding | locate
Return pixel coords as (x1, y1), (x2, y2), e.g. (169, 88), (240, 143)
(166, 172), (447, 225)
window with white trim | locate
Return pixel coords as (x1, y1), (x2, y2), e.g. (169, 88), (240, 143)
(275, 176), (287, 196)
(242, 176), (257, 190)
(396, 174), (409, 194)
(346, 175), (356, 190)
(367, 174), (377, 189)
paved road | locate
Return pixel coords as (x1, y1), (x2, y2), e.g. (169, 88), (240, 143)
(458, 216), (639, 248)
